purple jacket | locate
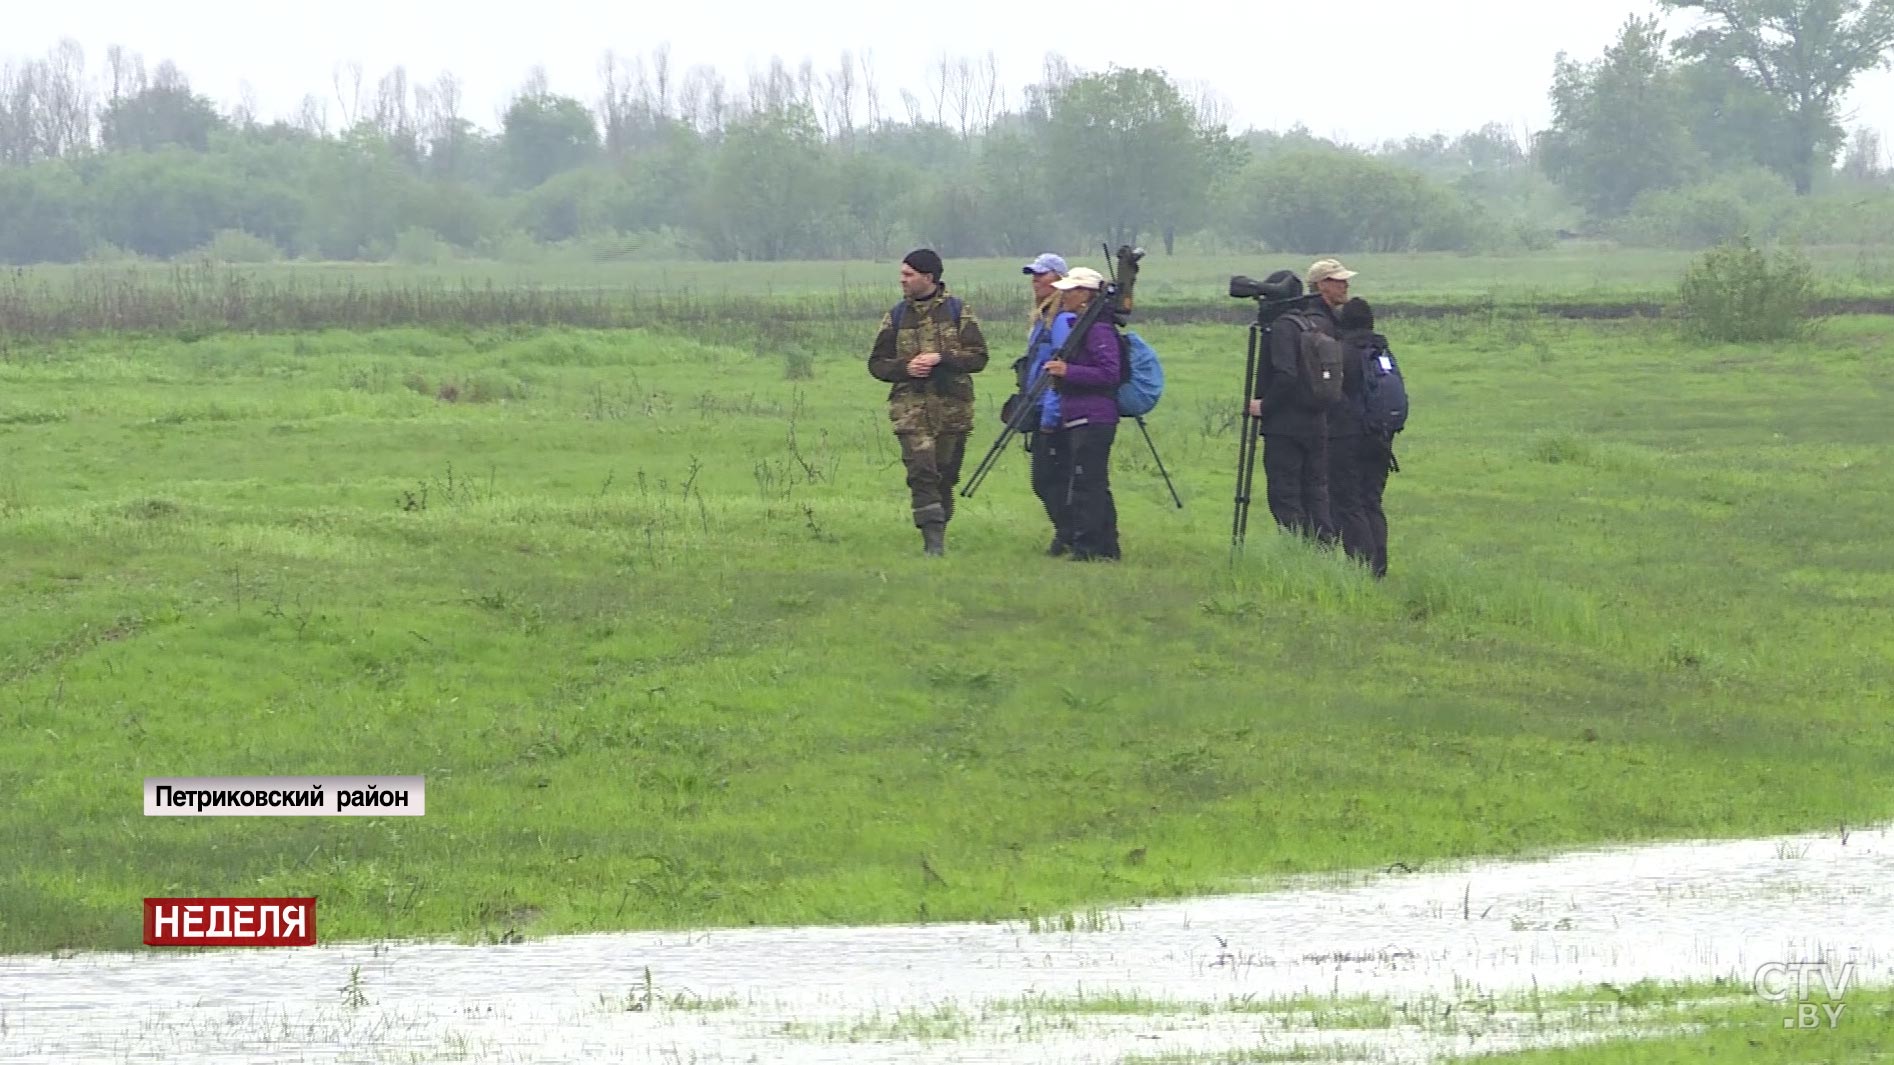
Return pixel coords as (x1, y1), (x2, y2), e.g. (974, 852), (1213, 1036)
(1048, 312), (1121, 427)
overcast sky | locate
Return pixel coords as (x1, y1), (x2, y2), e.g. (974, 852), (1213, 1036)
(10, 0), (1894, 152)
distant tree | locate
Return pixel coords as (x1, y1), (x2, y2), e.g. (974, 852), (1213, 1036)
(500, 91), (600, 188)
(1232, 147), (1457, 253)
(0, 164), (91, 261)
(832, 149), (913, 258)
(1674, 59), (1804, 180)
(1043, 66), (1221, 252)
(89, 150), (244, 256)
(1842, 126), (1887, 182)
(100, 77), (227, 153)
(699, 104), (830, 259)
(1658, 0), (1894, 193)
(974, 130), (1059, 255)
(1536, 16), (1703, 218)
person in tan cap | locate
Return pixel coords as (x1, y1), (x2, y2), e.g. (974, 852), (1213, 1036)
(1243, 258), (1354, 542)
(1306, 258), (1357, 304)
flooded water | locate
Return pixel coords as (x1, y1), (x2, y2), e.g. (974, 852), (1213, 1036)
(3, 825), (1889, 1063)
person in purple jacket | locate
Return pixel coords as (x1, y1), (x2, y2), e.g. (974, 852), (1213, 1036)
(1041, 267), (1122, 562)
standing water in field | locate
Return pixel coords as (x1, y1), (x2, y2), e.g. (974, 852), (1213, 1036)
(2, 825), (1889, 1064)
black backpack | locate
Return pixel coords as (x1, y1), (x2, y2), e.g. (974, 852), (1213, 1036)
(1277, 309), (1345, 408)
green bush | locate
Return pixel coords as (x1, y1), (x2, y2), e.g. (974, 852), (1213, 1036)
(390, 227), (448, 265)
(1676, 236), (1816, 343)
(1615, 169), (1799, 250)
(1231, 148), (1502, 254)
(1786, 191), (1894, 245)
(190, 229), (283, 264)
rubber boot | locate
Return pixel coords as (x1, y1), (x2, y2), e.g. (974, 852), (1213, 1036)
(921, 522), (946, 557)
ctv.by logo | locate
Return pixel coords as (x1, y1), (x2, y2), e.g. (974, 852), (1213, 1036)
(1753, 960), (1853, 1030)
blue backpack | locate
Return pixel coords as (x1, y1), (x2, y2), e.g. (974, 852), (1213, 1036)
(1115, 330), (1165, 417)
(1358, 337), (1408, 436)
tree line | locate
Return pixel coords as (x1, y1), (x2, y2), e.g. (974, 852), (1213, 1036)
(2, 0), (1892, 266)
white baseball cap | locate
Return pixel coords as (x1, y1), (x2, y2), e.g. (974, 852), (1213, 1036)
(1051, 267), (1106, 291)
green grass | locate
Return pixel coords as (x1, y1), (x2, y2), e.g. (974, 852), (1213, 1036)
(1446, 984), (1894, 1063)
(19, 242), (1894, 299)
(1, 307), (1891, 954)
(1111, 981), (1894, 1063)
(6, 244), (1894, 341)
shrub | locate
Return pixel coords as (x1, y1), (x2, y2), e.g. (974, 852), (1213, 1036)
(1614, 169), (1798, 249)
(1676, 236), (1816, 343)
(390, 227), (447, 265)
(190, 229), (282, 264)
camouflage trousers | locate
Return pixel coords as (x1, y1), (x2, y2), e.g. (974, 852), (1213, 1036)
(889, 396), (973, 526)
(896, 428), (969, 527)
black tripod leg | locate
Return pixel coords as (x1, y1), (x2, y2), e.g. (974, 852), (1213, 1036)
(1136, 417), (1182, 509)
(1233, 322), (1263, 555)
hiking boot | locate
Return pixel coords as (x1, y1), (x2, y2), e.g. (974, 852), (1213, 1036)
(921, 522), (946, 557)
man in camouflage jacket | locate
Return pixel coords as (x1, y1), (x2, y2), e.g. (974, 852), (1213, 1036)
(867, 248), (990, 556)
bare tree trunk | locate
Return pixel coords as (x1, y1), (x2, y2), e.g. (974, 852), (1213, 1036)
(41, 39), (92, 157)
(829, 51), (856, 140)
(152, 60), (189, 92)
(859, 49), (881, 130)
(334, 60), (364, 130)
(929, 54), (949, 126)
(949, 56), (973, 139)
(679, 65), (726, 134)
(1187, 79), (1231, 130)
(651, 43), (671, 119)
(374, 66), (415, 150)
(517, 65), (550, 101)
(797, 58), (817, 120)
(977, 52), (1000, 134)
(0, 62), (34, 165)
(235, 81), (259, 129)
(295, 93), (329, 136)
(105, 44), (146, 104)
(599, 50), (630, 153)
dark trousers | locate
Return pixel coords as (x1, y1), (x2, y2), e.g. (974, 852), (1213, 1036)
(1328, 433), (1392, 577)
(1261, 432), (1333, 543)
(1062, 422), (1119, 560)
(897, 430), (968, 526)
(1028, 431), (1069, 545)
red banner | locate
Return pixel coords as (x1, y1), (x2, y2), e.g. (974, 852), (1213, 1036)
(143, 897), (317, 946)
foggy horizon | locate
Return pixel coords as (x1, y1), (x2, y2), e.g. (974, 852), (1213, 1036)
(11, 0), (1894, 150)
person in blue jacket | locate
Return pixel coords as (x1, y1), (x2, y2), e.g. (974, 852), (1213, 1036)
(1019, 252), (1071, 554)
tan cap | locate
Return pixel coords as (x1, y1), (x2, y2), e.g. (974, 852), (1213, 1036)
(1308, 258), (1358, 284)
(1051, 266), (1106, 291)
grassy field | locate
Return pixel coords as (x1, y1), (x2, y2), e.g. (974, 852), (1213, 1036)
(7, 243), (1894, 341)
(21, 242), (1894, 298)
(1444, 984), (1894, 1064)
(1, 296), (1891, 954)
(1094, 980), (1894, 1064)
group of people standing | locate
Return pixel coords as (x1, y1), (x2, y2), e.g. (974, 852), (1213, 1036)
(1245, 259), (1396, 577)
(865, 248), (1397, 576)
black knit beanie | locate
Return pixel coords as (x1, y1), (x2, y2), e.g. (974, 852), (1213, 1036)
(902, 248), (944, 281)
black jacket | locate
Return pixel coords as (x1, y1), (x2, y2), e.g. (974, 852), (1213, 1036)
(1254, 296), (1339, 438)
(1328, 327), (1390, 437)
